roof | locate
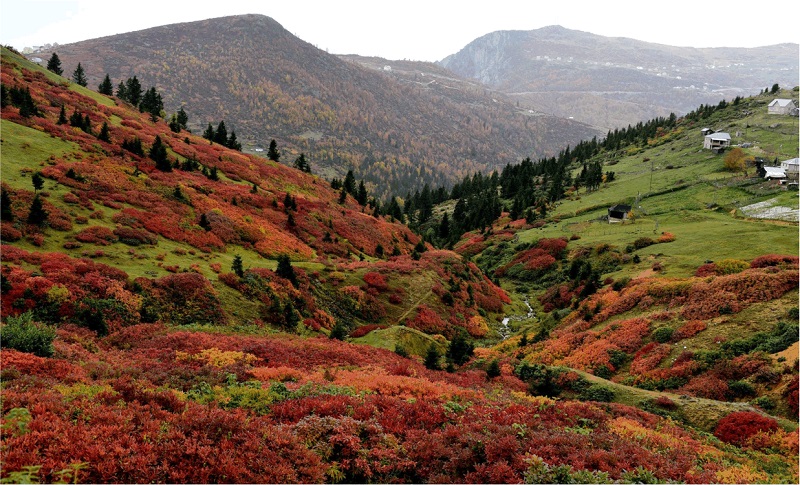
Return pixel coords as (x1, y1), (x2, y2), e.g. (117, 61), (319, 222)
(609, 204), (632, 212)
(781, 158), (799, 167)
(769, 99), (796, 107)
(763, 167), (786, 178)
(705, 132), (731, 141)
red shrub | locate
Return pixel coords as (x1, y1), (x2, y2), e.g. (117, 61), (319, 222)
(75, 226), (118, 245)
(750, 254), (799, 269)
(406, 305), (448, 335)
(713, 411), (779, 446)
(362, 272), (389, 292)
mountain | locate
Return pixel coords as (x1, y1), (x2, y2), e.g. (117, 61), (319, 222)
(2, 46), (798, 484)
(30, 15), (599, 198)
(440, 26), (800, 131)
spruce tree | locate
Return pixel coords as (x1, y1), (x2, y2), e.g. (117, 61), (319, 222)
(267, 139), (280, 162)
(232, 255), (244, 277)
(27, 194), (48, 226)
(46, 53), (63, 75)
(226, 130), (241, 151)
(116, 81), (128, 101)
(356, 181), (368, 206)
(343, 170), (356, 196)
(57, 105), (67, 125)
(424, 343), (441, 370)
(125, 76), (142, 106)
(293, 153), (310, 173)
(98, 74), (113, 95)
(1, 187), (14, 222)
(31, 172), (44, 192)
(72, 63), (88, 87)
(275, 254), (298, 287)
(176, 106), (188, 130)
(149, 135), (171, 171)
(446, 329), (474, 366)
(203, 123), (215, 142)
(213, 121), (228, 145)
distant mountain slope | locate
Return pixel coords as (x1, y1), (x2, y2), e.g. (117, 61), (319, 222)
(32, 15), (598, 197)
(440, 26), (799, 130)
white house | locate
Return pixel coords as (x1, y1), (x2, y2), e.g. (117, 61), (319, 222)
(763, 167), (786, 180)
(768, 99), (798, 115)
(780, 158), (799, 180)
(703, 132), (731, 151)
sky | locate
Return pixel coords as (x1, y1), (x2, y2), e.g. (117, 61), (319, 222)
(1, 0), (799, 62)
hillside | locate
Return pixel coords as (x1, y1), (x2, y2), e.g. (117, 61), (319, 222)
(29, 15), (598, 198)
(1, 46), (799, 484)
(440, 26), (800, 130)
(431, 87), (799, 432)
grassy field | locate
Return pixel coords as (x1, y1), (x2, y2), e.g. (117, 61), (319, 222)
(512, 92), (799, 279)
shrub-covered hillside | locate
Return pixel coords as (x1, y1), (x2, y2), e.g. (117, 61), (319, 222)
(1, 45), (798, 484)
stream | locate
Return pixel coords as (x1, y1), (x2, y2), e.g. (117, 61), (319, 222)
(500, 297), (536, 340)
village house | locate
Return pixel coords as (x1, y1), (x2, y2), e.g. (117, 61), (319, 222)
(767, 99), (798, 116)
(703, 132), (731, 152)
(607, 204), (631, 223)
(780, 158), (799, 181)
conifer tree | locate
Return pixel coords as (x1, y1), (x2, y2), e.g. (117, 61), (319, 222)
(1, 187), (14, 222)
(293, 153), (310, 173)
(98, 74), (113, 95)
(267, 139), (280, 162)
(424, 343), (441, 370)
(356, 180), (368, 205)
(140, 87), (163, 120)
(343, 170), (356, 196)
(149, 135), (171, 171)
(176, 106), (188, 130)
(57, 105), (67, 125)
(46, 53), (63, 75)
(203, 123), (215, 142)
(27, 194), (48, 226)
(31, 172), (44, 192)
(275, 254), (298, 287)
(72, 63), (88, 86)
(116, 81), (128, 101)
(232, 255), (244, 277)
(226, 130), (241, 151)
(125, 76), (142, 106)
(213, 121), (228, 145)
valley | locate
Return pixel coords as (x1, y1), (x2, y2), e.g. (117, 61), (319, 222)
(0, 14), (799, 484)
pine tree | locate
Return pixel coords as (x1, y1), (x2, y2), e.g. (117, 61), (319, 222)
(343, 170), (356, 196)
(213, 121), (228, 145)
(125, 76), (142, 106)
(27, 194), (48, 226)
(1, 187), (14, 222)
(72, 63), (88, 86)
(199, 213), (211, 231)
(149, 135), (171, 171)
(356, 180), (368, 205)
(424, 343), (441, 370)
(176, 106), (189, 130)
(446, 329), (474, 366)
(226, 130), (241, 151)
(267, 139), (280, 162)
(140, 87), (163, 120)
(57, 105), (67, 125)
(275, 254), (297, 287)
(46, 53), (63, 75)
(293, 153), (310, 173)
(203, 123), (215, 142)
(31, 172), (45, 192)
(116, 81), (128, 101)
(232, 255), (244, 277)
(98, 74), (113, 95)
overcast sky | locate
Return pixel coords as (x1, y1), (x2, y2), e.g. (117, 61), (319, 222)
(2, 0), (799, 62)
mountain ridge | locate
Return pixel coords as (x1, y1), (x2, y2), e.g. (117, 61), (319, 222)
(440, 25), (799, 130)
(32, 14), (599, 197)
